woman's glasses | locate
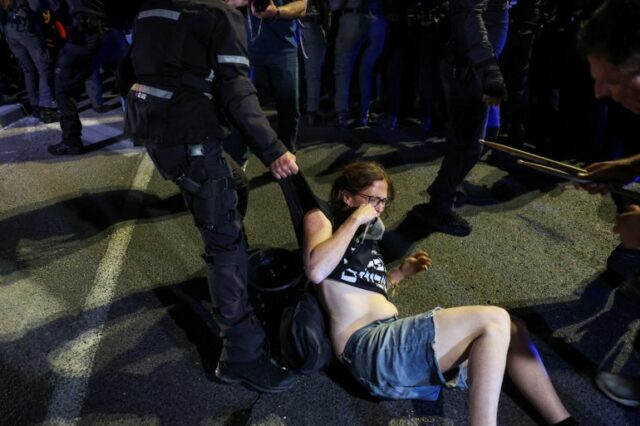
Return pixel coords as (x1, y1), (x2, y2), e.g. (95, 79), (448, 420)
(356, 192), (390, 208)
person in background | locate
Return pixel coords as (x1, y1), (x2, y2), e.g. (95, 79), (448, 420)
(300, 0), (328, 127)
(223, 0), (307, 169)
(422, 0), (509, 237)
(48, 0), (135, 155)
(0, 0), (58, 122)
(575, 0), (640, 409)
(331, 0), (388, 128)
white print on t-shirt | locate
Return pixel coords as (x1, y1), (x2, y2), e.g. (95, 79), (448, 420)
(340, 254), (387, 292)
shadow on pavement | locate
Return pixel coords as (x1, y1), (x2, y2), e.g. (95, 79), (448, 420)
(0, 189), (186, 281)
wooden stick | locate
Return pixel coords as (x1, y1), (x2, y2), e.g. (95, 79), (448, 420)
(482, 140), (587, 174)
(517, 160), (591, 183)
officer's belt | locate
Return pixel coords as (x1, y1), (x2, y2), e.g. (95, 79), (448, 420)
(131, 83), (173, 99)
(131, 74), (213, 100)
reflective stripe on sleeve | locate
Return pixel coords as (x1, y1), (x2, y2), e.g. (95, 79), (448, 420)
(217, 55), (250, 67)
(138, 9), (181, 21)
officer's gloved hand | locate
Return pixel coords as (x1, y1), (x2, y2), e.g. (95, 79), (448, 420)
(476, 58), (507, 102)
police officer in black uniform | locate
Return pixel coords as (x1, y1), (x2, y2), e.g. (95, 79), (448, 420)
(48, 0), (136, 155)
(119, 0), (299, 393)
(422, 0), (509, 236)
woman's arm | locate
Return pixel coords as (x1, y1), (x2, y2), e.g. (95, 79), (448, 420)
(303, 205), (378, 284)
(386, 250), (432, 291)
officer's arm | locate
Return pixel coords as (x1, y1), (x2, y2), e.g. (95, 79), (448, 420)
(210, 8), (287, 166)
(457, 0), (495, 66)
(458, 0), (507, 101)
(276, 0), (307, 19)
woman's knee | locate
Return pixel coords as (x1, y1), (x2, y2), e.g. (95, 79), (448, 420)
(478, 306), (511, 338)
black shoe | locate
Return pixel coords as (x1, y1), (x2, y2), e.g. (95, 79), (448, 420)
(594, 371), (640, 407)
(48, 141), (83, 156)
(424, 207), (472, 236)
(215, 354), (296, 394)
(607, 244), (640, 281)
(40, 107), (59, 124)
(31, 106), (41, 119)
(92, 104), (108, 114)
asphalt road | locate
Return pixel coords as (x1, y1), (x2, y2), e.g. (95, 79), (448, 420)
(1, 103), (639, 425)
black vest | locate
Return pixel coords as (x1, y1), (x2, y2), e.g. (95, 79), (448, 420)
(125, 0), (224, 146)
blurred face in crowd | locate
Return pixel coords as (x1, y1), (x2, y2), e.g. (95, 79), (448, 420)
(587, 54), (640, 114)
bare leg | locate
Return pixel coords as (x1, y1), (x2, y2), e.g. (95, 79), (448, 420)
(507, 318), (571, 424)
(433, 306), (512, 426)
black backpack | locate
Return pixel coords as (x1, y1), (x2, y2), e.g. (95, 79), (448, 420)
(277, 173), (333, 374)
(278, 280), (332, 374)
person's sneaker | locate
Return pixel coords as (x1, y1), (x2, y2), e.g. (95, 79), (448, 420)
(607, 244), (640, 281)
(423, 208), (472, 236)
(48, 141), (83, 156)
(215, 354), (296, 394)
(594, 371), (640, 407)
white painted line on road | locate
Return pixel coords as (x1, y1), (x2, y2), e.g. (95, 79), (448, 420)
(44, 153), (156, 426)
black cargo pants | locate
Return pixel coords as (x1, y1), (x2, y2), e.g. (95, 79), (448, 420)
(147, 141), (262, 363)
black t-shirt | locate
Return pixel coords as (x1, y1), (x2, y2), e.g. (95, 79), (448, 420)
(325, 207), (389, 298)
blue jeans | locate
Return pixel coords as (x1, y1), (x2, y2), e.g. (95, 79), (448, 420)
(251, 49), (300, 152)
(340, 310), (468, 400)
(227, 49), (299, 165)
(333, 12), (387, 118)
(5, 25), (56, 108)
(300, 20), (326, 113)
(55, 28), (127, 145)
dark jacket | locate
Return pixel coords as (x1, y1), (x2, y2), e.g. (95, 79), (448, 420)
(121, 0), (286, 165)
(449, 0), (508, 66)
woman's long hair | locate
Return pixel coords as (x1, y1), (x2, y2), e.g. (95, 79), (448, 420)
(329, 161), (395, 213)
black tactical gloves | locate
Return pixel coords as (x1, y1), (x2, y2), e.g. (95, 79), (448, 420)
(476, 58), (508, 100)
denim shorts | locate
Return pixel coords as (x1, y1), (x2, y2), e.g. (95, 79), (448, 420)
(339, 309), (468, 400)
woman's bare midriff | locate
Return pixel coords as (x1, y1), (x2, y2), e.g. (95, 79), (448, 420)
(318, 278), (399, 355)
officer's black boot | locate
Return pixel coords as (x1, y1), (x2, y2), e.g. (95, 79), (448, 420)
(206, 249), (295, 393)
(215, 353), (296, 394)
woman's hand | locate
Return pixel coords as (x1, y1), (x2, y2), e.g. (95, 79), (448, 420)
(350, 204), (379, 227)
(387, 250), (432, 296)
(398, 250), (432, 279)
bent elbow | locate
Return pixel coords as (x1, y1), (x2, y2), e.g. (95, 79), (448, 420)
(305, 266), (325, 285)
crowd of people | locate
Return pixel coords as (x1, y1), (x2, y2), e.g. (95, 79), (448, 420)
(2, 0), (640, 423)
